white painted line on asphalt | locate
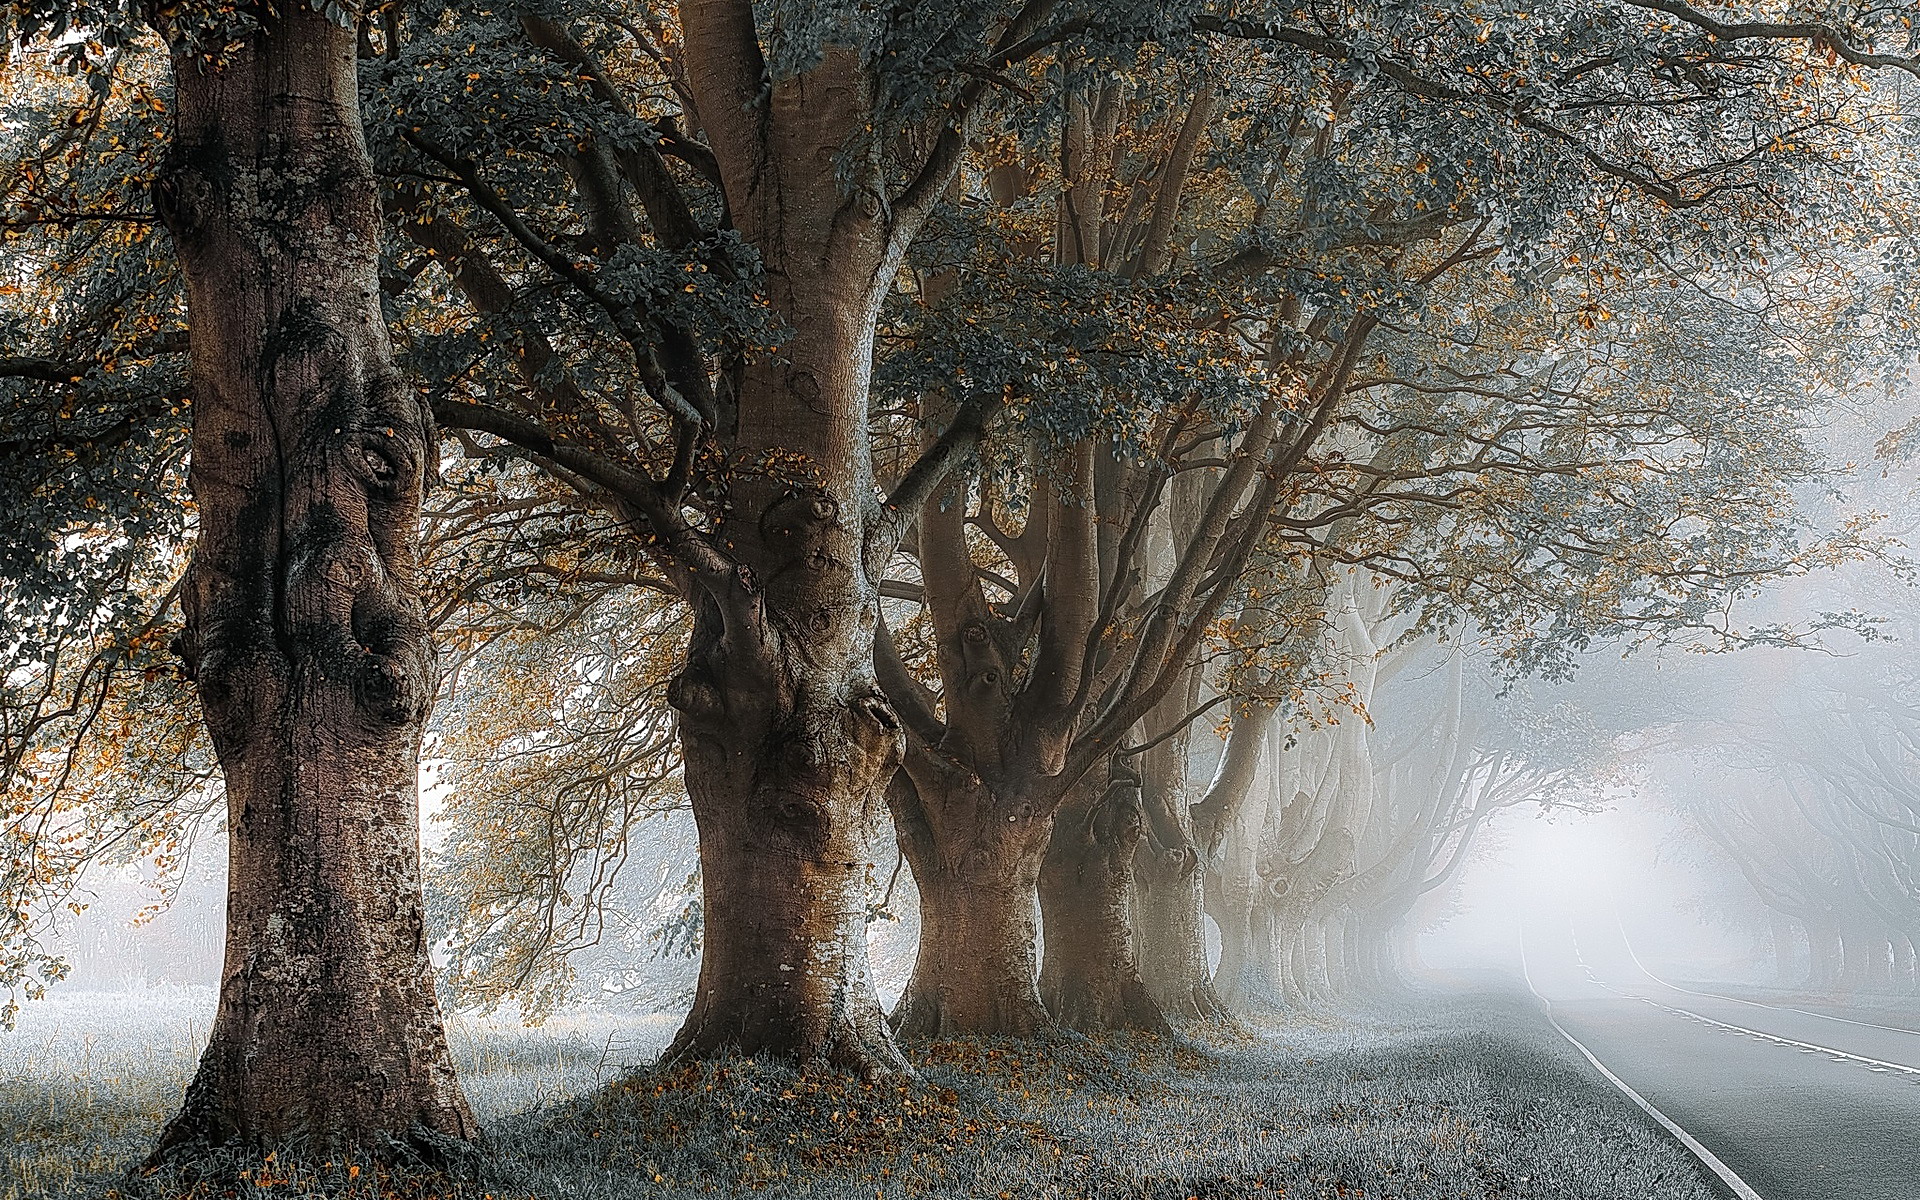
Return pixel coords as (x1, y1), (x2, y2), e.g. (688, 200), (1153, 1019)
(1631, 995), (1920, 1079)
(1521, 931), (1767, 1200)
(1575, 927), (1920, 1081)
(1613, 905), (1920, 1040)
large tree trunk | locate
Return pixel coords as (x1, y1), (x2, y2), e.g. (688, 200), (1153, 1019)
(889, 767), (1053, 1037)
(1039, 772), (1169, 1033)
(662, 302), (907, 1073)
(1212, 898), (1281, 1012)
(1195, 700), (1277, 1015)
(1131, 695), (1227, 1023)
(657, 27), (927, 1072)
(1133, 849), (1223, 1020)
(149, 9), (474, 1162)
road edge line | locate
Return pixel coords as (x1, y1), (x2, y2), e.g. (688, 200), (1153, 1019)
(1521, 929), (1766, 1200)
(1610, 898), (1920, 1039)
(1539, 1004), (1765, 1200)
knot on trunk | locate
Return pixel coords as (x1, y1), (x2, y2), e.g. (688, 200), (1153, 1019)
(170, 627), (201, 682)
(354, 375), (435, 495)
(264, 297), (344, 369)
(353, 650), (430, 726)
(150, 149), (219, 245)
(761, 489), (841, 543)
(666, 667), (728, 723)
(193, 635), (290, 755)
(348, 587), (435, 726)
(345, 426), (419, 504)
(1078, 768), (1146, 872)
(851, 688), (904, 753)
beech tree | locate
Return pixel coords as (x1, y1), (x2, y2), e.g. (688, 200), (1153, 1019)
(871, 0), (1920, 1034)
(4, 0), (479, 1163)
(1665, 636), (1920, 992)
(4, 0), (1920, 1129)
(1202, 609), (1613, 1008)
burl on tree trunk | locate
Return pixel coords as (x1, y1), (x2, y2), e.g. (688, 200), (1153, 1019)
(149, 7), (474, 1163)
(663, 490), (909, 1071)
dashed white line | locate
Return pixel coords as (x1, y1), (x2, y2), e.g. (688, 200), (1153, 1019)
(1612, 915), (1920, 1041)
(1613, 989), (1920, 1080)
(1602, 917), (1920, 1073)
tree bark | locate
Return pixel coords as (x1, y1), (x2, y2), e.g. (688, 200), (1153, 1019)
(1131, 684), (1227, 1023)
(889, 764), (1053, 1037)
(1133, 850), (1224, 1020)
(1196, 700), (1277, 1014)
(1038, 771), (1170, 1033)
(657, 35), (922, 1071)
(662, 307), (908, 1073)
(148, 7), (475, 1162)
(877, 439), (1094, 1037)
(1212, 898), (1281, 1012)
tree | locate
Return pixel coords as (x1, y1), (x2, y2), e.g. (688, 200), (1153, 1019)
(6, 0), (1920, 1082)
(872, 0), (1920, 1034)
(2, 0), (480, 1161)
(147, 6), (479, 1161)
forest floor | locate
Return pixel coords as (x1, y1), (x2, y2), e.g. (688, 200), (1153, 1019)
(1, 983), (1727, 1200)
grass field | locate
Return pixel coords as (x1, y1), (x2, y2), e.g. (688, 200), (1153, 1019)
(1, 986), (1724, 1199)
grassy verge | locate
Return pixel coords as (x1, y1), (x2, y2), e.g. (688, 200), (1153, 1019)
(3, 988), (1724, 1199)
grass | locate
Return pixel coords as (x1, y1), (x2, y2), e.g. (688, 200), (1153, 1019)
(1, 986), (1725, 1200)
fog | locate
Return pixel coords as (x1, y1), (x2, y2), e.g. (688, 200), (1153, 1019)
(45, 615), (1920, 1019)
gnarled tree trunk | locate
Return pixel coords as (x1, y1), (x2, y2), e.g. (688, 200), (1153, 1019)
(876, 441), (1095, 1038)
(150, 8), (475, 1162)
(1127, 467), (1227, 1024)
(1213, 898), (1282, 1011)
(662, 297), (908, 1074)
(1039, 769), (1169, 1033)
(660, 38), (918, 1071)
(889, 765), (1053, 1037)
(1133, 848), (1221, 1020)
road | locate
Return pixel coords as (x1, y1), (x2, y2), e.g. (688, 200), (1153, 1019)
(1522, 918), (1920, 1200)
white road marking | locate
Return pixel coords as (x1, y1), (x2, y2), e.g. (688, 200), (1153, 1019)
(1612, 988), (1920, 1079)
(1613, 907), (1920, 1040)
(1521, 930), (1768, 1200)
(1574, 929), (1920, 1079)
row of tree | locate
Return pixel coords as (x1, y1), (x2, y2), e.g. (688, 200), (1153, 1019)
(3, 0), (1918, 1165)
(1671, 633), (1920, 993)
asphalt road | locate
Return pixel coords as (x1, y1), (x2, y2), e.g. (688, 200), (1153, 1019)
(1522, 920), (1920, 1200)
